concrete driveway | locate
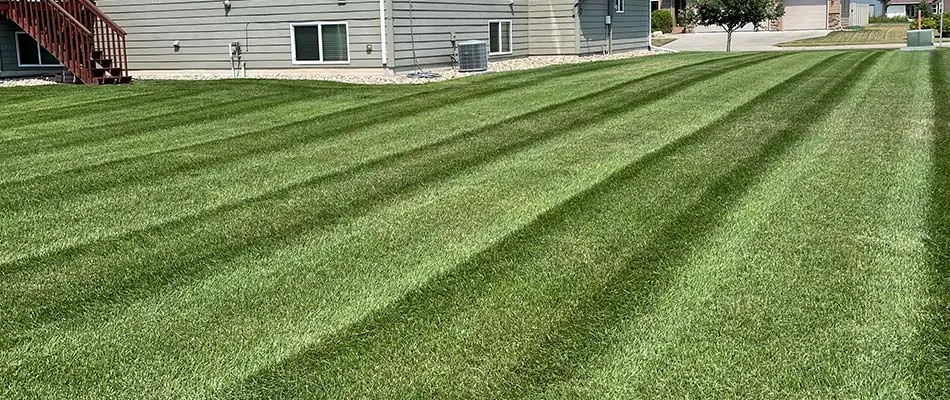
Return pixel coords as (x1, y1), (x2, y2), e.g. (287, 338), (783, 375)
(664, 30), (830, 51)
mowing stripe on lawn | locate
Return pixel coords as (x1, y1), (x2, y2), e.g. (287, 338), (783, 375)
(0, 93), (306, 157)
(0, 53), (836, 400)
(220, 52), (870, 399)
(919, 49), (950, 399)
(549, 50), (926, 399)
(0, 54), (740, 265)
(0, 54), (782, 348)
(501, 52), (886, 397)
(0, 54), (733, 188)
(0, 55), (765, 262)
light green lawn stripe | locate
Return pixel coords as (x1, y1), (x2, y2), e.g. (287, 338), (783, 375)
(0, 53), (758, 358)
(0, 55), (721, 185)
(554, 52), (931, 399)
(217, 52), (859, 400)
(0, 90), (197, 133)
(0, 53), (834, 400)
(0, 54), (740, 264)
(0, 86), (148, 118)
(0, 89), (403, 183)
(0, 90), (314, 157)
(0, 54), (769, 332)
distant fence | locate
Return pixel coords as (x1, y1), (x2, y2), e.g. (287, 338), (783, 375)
(850, 4), (871, 27)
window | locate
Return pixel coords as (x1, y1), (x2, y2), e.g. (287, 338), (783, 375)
(651, 0), (660, 12)
(15, 33), (61, 67)
(291, 22), (350, 64)
(488, 21), (512, 55)
(616, 0), (625, 13)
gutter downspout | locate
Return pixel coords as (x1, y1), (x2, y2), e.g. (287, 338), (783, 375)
(606, 0), (613, 54)
(379, 0), (388, 67)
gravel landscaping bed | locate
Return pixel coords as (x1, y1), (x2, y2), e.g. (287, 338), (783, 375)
(134, 50), (656, 84)
(0, 77), (60, 88)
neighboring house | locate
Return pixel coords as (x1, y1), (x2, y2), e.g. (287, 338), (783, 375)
(0, 0), (651, 81)
(656, 0), (850, 31)
(852, 0), (885, 16)
(885, 0), (936, 17)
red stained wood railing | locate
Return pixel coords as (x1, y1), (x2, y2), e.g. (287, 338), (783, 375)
(2, 0), (129, 85)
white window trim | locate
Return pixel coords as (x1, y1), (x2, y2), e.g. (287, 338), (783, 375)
(651, 0), (660, 11)
(14, 32), (63, 68)
(616, 0), (626, 13)
(289, 21), (351, 65)
(488, 20), (513, 56)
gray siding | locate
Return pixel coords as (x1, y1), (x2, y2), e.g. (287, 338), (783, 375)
(841, 0), (851, 27)
(577, 0), (649, 55)
(528, 0), (577, 55)
(0, 17), (64, 78)
(390, 0), (529, 69)
(95, 0), (386, 71)
(613, 0), (651, 52)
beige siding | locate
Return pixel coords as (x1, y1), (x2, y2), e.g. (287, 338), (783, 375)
(95, 0), (386, 71)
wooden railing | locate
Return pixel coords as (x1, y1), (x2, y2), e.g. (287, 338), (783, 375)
(3, 0), (129, 84)
(5, 0), (94, 83)
(75, 0), (127, 79)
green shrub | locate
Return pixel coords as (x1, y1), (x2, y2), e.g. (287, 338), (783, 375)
(869, 15), (910, 23)
(910, 13), (950, 34)
(652, 9), (674, 33)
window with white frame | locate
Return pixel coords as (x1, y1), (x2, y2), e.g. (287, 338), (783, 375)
(15, 32), (61, 67)
(488, 21), (512, 55)
(291, 22), (350, 64)
(616, 0), (625, 13)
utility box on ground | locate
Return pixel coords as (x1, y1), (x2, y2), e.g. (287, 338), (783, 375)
(905, 29), (935, 50)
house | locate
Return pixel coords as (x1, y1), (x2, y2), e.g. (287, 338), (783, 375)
(885, 0), (937, 17)
(852, 0), (885, 16)
(655, 0), (850, 31)
(0, 0), (651, 83)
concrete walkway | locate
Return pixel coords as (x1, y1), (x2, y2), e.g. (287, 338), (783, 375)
(664, 30), (833, 52)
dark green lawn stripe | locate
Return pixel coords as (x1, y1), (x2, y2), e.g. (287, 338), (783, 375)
(0, 54), (754, 211)
(495, 52), (883, 397)
(0, 87), (144, 115)
(0, 56), (650, 178)
(0, 54), (778, 349)
(918, 49), (950, 399)
(219, 52), (875, 400)
(0, 93), (313, 158)
(0, 91), (193, 131)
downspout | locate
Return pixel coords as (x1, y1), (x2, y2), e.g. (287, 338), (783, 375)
(378, 0), (388, 67)
(606, 0), (613, 54)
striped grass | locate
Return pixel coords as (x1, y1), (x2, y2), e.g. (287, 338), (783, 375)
(0, 50), (946, 399)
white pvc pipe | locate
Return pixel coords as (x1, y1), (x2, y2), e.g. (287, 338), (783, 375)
(379, 0), (389, 66)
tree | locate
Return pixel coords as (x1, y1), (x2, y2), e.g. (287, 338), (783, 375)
(918, 0), (935, 17)
(695, 0), (785, 51)
(678, 1), (701, 33)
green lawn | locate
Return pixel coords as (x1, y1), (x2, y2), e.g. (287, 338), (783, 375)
(652, 37), (678, 46)
(778, 23), (909, 46)
(1, 50), (948, 399)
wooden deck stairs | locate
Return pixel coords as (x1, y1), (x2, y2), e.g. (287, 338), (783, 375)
(0, 0), (130, 85)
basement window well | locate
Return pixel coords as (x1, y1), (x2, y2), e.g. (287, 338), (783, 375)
(291, 22), (350, 64)
(488, 21), (512, 55)
(15, 33), (61, 67)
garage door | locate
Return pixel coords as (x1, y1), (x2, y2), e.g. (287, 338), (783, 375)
(784, 0), (827, 30)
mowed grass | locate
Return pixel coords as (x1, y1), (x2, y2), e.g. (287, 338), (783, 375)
(0, 50), (948, 399)
(778, 23), (909, 46)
